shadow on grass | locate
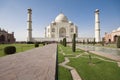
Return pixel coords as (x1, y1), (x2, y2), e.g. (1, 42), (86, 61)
(93, 61), (102, 64)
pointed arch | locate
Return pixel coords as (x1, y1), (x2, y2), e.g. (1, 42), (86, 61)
(59, 27), (66, 38)
(114, 35), (118, 43)
(0, 35), (5, 42)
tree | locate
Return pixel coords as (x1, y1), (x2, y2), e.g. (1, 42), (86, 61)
(87, 50), (92, 64)
(87, 39), (89, 44)
(63, 38), (67, 47)
(117, 36), (120, 48)
(60, 40), (63, 45)
(93, 38), (96, 45)
(83, 40), (85, 44)
(72, 34), (76, 52)
(101, 38), (104, 46)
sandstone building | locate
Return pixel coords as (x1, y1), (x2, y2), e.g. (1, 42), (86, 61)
(0, 28), (15, 43)
(104, 27), (120, 43)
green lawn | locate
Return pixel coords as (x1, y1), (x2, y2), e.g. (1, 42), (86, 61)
(59, 44), (84, 55)
(0, 43), (36, 57)
(58, 44), (120, 80)
(58, 44), (72, 80)
(58, 45), (65, 63)
(58, 66), (72, 80)
(68, 57), (120, 80)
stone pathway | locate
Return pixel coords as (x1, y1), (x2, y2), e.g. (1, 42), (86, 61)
(117, 62), (120, 67)
(59, 57), (73, 70)
(0, 44), (57, 80)
(59, 46), (82, 80)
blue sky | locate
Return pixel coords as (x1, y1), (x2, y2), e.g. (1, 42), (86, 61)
(0, 0), (120, 41)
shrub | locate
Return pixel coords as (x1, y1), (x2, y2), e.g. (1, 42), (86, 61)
(83, 40), (85, 44)
(87, 39), (89, 44)
(63, 38), (67, 47)
(42, 42), (45, 46)
(34, 43), (39, 47)
(60, 40), (63, 45)
(101, 38), (104, 46)
(72, 34), (76, 52)
(93, 38), (96, 45)
(4, 46), (16, 54)
(117, 36), (120, 48)
(27, 41), (34, 44)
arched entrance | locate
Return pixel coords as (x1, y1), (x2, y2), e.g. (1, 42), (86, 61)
(114, 35), (118, 43)
(59, 28), (66, 38)
(108, 39), (111, 43)
(0, 35), (5, 42)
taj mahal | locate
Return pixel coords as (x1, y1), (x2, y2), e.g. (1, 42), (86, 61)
(27, 8), (101, 42)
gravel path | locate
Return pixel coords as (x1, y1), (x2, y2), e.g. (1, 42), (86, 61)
(0, 44), (57, 80)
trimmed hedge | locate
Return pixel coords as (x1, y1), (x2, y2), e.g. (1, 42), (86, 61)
(42, 42), (45, 46)
(27, 41), (34, 44)
(4, 46), (16, 54)
(34, 43), (39, 47)
(63, 38), (67, 47)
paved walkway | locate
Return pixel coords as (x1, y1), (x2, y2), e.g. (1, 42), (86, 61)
(90, 51), (120, 61)
(0, 44), (57, 80)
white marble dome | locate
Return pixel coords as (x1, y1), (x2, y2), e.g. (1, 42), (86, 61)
(55, 13), (68, 22)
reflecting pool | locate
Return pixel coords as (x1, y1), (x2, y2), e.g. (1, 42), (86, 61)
(77, 45), (120, 57)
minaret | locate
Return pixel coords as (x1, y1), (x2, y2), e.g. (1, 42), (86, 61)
(95, 9), (101, 42)
(44, 27), (46, 38)
(27, 8), (32, 42)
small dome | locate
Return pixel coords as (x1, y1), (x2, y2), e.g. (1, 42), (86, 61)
(117, 27), (120, 31)
(69, 21), (73, 25)
(51, 21), (55, 23)
(55, 13), (68, 22)
(69, 21), (72, 23)
(112, 30), (116, 32)
(95, 9), (99, 13)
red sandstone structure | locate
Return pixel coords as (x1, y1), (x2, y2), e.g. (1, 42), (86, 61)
(104, 27), (120, 43)
(0, 28), (15, 44)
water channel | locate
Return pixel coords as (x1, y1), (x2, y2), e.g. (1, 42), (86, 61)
(77, 45), (120, 57)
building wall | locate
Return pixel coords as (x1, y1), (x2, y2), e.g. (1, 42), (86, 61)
(0, 29), (15, 44)
(104, 28), (120, 43)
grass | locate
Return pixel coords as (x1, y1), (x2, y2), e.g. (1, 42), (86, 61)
(77, 43), (117, 48)
(59, 44), (84, 55)
(58, 66), (72, 80)
(58, 44), (120, 80)
(58, 45), (65, 63)
(58, 44), (72, 80)
(0, 43), (37, 57)
(68, 57), (120, 80)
